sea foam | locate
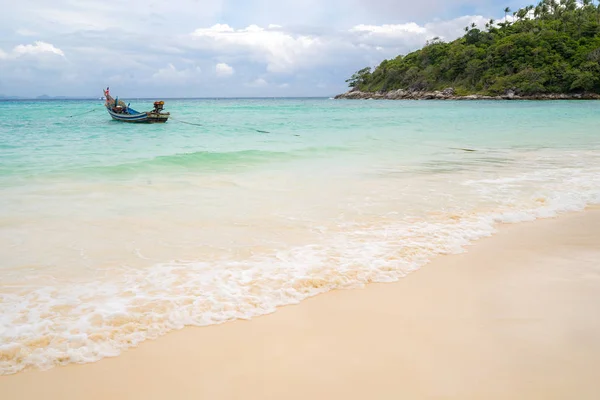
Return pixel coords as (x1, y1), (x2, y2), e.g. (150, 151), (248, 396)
(1, 164), (599, 375)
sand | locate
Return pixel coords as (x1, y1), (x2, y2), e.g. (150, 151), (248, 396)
(1, 209), (600, 399)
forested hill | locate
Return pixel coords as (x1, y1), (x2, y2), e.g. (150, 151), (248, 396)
(344, 1), (600, 96)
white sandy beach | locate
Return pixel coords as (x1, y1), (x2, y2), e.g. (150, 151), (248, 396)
(1, 208), (599, 399)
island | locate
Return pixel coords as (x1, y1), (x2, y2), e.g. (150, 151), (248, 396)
(336, 0), (600, 100)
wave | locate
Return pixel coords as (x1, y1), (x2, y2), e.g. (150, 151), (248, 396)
(1, 163), (599, 374)
(60, 146), (350, 177)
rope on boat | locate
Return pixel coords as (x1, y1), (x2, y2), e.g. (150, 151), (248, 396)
(420, 143), (477, 152)
(67, 108), (97, 118)
(169, 116), (204, 127)
(170, 116), (271, 133)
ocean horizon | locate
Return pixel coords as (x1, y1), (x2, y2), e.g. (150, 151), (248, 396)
(0, 96), (334, 101)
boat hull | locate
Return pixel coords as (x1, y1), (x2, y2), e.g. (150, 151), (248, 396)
(106, 107), (169, 123)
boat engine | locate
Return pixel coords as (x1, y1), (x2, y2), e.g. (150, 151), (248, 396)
(153, 100), (165, 113)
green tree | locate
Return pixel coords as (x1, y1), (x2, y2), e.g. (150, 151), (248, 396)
(345, 67), (372, 88)
(504, 7), (512, 23)
(344, 1), (600, 95)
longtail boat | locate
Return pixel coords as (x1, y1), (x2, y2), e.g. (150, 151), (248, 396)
(103, 87), (169, 123)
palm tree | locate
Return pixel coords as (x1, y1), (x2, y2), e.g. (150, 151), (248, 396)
(526, 5), (534, 16)
(504, 6), (512, 22)
(541, 3), (550, 18)
(549, 0), (558, 16)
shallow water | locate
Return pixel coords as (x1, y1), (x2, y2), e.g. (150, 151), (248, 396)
(1, 98), (599, 374)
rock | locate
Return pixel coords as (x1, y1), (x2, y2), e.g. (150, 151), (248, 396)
(344, 91), (364, 99)
(334, 88), (600, 101)
(385, 90), (401, 99)
(387, 89), (408, 99)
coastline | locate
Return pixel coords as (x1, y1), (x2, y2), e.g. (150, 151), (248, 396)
(334, 88), (600, 101)
(1, 207), (600, 399)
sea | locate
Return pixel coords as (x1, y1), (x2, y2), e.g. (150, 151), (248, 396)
(1, 98), (599, 375)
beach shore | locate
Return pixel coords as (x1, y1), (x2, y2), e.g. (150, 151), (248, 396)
(2, 208), (600, 399)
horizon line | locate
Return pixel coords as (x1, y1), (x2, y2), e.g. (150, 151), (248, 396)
(0, 96), (335, 100)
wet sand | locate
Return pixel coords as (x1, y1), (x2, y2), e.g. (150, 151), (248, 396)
(2, 209), (600, 399)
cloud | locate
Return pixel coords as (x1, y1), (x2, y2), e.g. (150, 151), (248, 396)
(12, 41), (65, 57)
(152, 63), (202, 84)
(215, 62), (234, 76)
(349, 15), (489, 49)
(424, 15), (490, 39)
(191, 24), (326, 73)
(0, 0), (504, 97)
(350, 23), (427, 36)
(188, 14), (487, 76)
(246, 78), (268, 87)
(0, 41), (65, 59)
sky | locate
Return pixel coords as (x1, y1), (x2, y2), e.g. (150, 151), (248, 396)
(0, 0), (531, 98)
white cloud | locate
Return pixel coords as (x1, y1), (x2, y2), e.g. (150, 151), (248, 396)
(12, 41), (65, 57)
(193, 24), (235, 35)
(349, 15), (490, 50)
(152, 63), (202, 84)
(215, 62), (234, 76)
(351, 23), (427, 35)
(424, 15), (490, 39)
(246, 78), (268, 87)
(191, 24), (326, 73)
(0, 41), (65, 61)
(188, 15), (490, 77)
(0, 0), (503, 97)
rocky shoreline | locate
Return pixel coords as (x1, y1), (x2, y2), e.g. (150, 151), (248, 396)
(334, 87), (600, 100)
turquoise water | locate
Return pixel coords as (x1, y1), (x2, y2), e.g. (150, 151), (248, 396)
(1, 98), (600, 374)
